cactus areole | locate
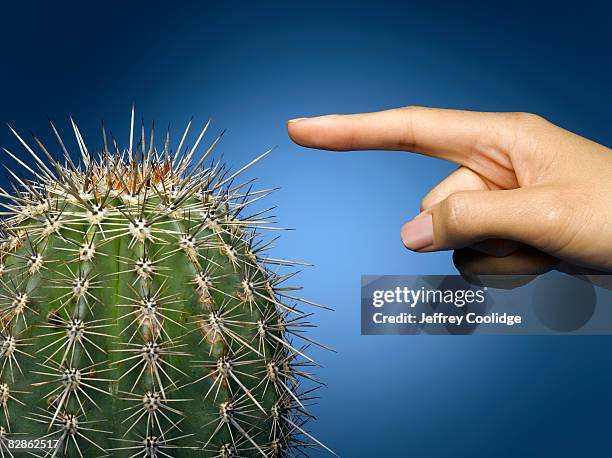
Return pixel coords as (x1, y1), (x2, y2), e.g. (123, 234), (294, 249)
(0, 110), (331, 457)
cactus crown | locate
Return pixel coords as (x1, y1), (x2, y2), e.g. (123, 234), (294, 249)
(0, 109), (332, 457)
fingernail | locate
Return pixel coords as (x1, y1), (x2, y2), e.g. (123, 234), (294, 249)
(288, 117), (308, 123)
(400, 212), (434, 251)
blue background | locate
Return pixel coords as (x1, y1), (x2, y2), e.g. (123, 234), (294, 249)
(1, 1), (611, 456)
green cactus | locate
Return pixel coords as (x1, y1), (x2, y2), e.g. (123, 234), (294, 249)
(0, 110), (332, 457)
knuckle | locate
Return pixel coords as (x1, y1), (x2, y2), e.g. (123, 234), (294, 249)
(506, 111), (549, 129)
(539, 206), (565, 234)
(440, 192), (472, 237)
(535, 193), (564, 227)
(400, 105), (424, 114)
(529, 192), (569, 245)
(396, 106), (423, 150)
(500, 113), (552, 154)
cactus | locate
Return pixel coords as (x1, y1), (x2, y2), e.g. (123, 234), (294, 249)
(0, 109), (332, 457)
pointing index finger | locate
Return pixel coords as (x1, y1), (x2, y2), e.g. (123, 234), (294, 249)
(287, 106), (515, 170)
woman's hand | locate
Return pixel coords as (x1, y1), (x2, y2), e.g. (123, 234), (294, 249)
(287, 107), (612, 274)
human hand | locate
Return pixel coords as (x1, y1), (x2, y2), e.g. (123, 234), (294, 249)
(287, 107), (612, 274)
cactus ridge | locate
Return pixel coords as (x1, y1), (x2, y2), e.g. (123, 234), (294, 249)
(0, 109), (333, 457)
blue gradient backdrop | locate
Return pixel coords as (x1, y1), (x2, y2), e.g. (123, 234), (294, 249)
(1, 1), (611, 456)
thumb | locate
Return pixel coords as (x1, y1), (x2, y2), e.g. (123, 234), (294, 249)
(400, 187), (560, 252)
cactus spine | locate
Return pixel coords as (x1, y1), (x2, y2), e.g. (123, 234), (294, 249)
(0, 109), (331, 457)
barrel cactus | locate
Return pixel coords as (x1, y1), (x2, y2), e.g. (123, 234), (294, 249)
(0, 110), (332, 457)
